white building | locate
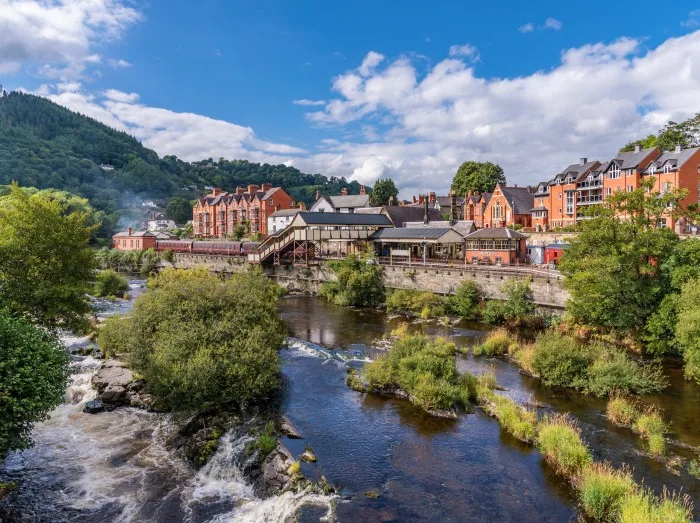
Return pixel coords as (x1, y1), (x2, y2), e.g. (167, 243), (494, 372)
(267, 208), (301, 234)
(309, 187), (370, 213)
(147, 213), (177, 232)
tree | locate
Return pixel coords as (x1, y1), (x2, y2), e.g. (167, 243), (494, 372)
(0, 184), (97, 332)
(369, 178), (399, 206)
(0, 310), (71, 458)
(675, 279), (700, 383)
(559, 179), (682, 332)
(165, 196), (193, 225)
(619, 112), (700, 153)
(319, 252), (385, 307)
(450, 161), (505, 195)
(99, 268), (286, 412)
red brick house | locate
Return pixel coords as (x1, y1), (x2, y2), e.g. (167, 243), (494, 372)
(482, 185), (534, 229)
(112, 228), (174, 251)
(463, 191), (492, 228)
(464, 227), (527, 265)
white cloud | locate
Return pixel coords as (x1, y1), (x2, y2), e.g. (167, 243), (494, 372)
(103, 89), (139, 103)
(0, 0), (141, 80)
(682, 9), (700, 28)
(519, 23), (535, 33)
(448, 44), (479, 61)
(292, 99), (326, 106)
(108, 58), (132, 69)
(358, 51), (384, 77)
(544, 17), (563, 30)
(350, 157), (387, 184)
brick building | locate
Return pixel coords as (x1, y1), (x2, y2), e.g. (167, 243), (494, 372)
(463, 191), (491, 228)
(481, 184), (534, 229)
(112, 228), (174, 251)
(464, 227), (528, 265)
(193, 184), (296, 238)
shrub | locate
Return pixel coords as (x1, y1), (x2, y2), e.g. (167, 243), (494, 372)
(577, 462), (636, 521)
(531, 331), (591, 389)
(536, 414), (592, 478)
(473, 328), (515, 357)
(482, 300), (508, 325)
(634, 407), (668, 456)
(619, 490), (693, 523)
(0, 311), (71, 458)
(253, 421), (278, 461)
(97, 315), (134, 358)
(511, 343), (537, 375)
(449, 280), (482, 319)
(121, 268), (286, 412)
(586, 349), (667, 396)
(491, 396), (537, 442)
(688, 459), (700, 479)
(606, 396), (639, 426)
(162, 249), (174, 263)
(646, 434), (666, 456)
(385, 289), (446, 319)
(93, 269), (129, 297)
(319, 252), (384, 307)
(483, 278), (537, 326)
(361, 334), (475, 413)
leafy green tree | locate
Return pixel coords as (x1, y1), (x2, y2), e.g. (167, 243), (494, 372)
(619, 112), (700, 153)
(450, 281), (482, 320)
(165, 196), (193, 224)
(450, 161), (505, 195)
(482, 278), (536, 326)
(94, 270), (129, 298)
(0, 310), (71, 458)
(319, 252), (385, 307)
(619, 134), (658, 153)
(674, 278), (700, 383)
(100, 268), (286, 411)
(560, 179), (682, 332)
(0, 184), (97, 332)
(369, 178), (399, 206)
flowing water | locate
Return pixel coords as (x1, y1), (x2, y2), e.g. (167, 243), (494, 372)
(1, 289), (699, 521)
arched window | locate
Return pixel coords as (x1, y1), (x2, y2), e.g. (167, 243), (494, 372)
(663, 163), (672, 174)
(493, 202), (502, 220)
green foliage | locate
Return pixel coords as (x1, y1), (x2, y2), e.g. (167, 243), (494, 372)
(606, 396), (639, 426)
(162, 249), (174, 263)
(165, 196), (192, 224)
(578, 463), (636, 522)
(620, 113), (700, 153)
(559, 179), (681, 332)
(619, 490), (693, 523)
(482, 278), (536, 327)
(490, 395), (537, 442)
(450, 161), (506, 195)
(385, 289), (447, 318)
(362, 334), (473, 412)
(253, 421), (278, 461)
(319, 253), (385, 307)
(98, 315), (134, 359)
(0, 310), (71, 458)
(449, 280), (482, 320)
(0, 184), (97, 332)
(96, 247), (160, 275)
(674, 278), (700, 383)
(94, 270), (129, 297)
(473, 328), (515, 357)
(536, 414), (592, 478)
(369, 178), (399, 206)
(643, 293), (680, 357)
(530, 331), (666, 396)
(115, 268), (286, 412)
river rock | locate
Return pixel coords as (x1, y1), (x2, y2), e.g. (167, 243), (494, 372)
(91, 359), (133, 392)
(300, 445), (317, 463)
(280, 415), (304, 439)
(262, 443), (295, 492)
(83, 399), (105, 414)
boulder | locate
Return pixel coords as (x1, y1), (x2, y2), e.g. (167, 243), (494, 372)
(300, 445), (317, 463)
(91, 359), (133, 393)
(83, 399), (105, 414)
(280, 415), (304, 439)
(262, 443), (295, 492)
(100, 384), (127, 404)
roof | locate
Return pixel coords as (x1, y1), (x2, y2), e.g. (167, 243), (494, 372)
(498, 186), (535, 214)
(112, 230), (175, 239)
(548, 160), (599, 185)
(435, 196), (465, 207)
(644, 147), (700, 173)
(269, 209), (301, 218)
(382, 206), (443, 226)
(294, 212), (392, 226)
(530, 205), (548, 212)
(369, 227), (463, 241)
(325, 194), (371, 209)
(482, 192), (493, 204)
(403, 220), (476, 236)
(355, 207), (384, 214)
(546, 243), (570, 249)
(464, 228), (527, 240)
(606, 147), (657, 171)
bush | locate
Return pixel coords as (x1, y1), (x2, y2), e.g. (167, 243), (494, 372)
(531, 331), (591, 389)
(511, 343), (537, 375)
(536, 414), (592, 478)
(577, 462), (636, 521)
(162, 249), (174, 263)
(0, 311), (71, 458)
(473, 328), (516, 357)
(97, 315), (134, 358)
(253, 421), (278, 461)
(483, 278), (537, 326)
(449, 281), (482, 320)
(606, 396), (639, 426)
(619, 490), (693, 523)
(586, 349), (667, 396)
(385, 289), (447, 318)
(491, 396), (537, 442)
(361, 334), (474, 412)
(634, 407), (668, 456)
(319, 252), (384, 307)
(93, 269), (129, 298)
(120, 268), (286, 412)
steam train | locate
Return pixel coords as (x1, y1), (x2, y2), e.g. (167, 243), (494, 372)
(155, 240), (260, 256)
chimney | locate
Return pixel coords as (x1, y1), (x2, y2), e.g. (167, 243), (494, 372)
(514, 184), (518, 188)
(580, 158), (588, 165)
(423, 194), (429, 225)
(340, 187), (348, 196)
(261, 183), (273, 192)
(412, 196), (417, 204)
(315, 190), (321, 200)
(212, 187), (222, 196)
(418, 195), (424, 204)
(127, 227), (132, 236)
(675, 144), (683, 153)
(429, 191), (436, 204)
(360, 185), (366, 195)
(299, 202), (307, 211)
(247, 184), (259, 195)
(236, 186), (245, 196)
(467, 190), (472, 198)
(634, 144), (641, 153)
(450, 191), (457, 226)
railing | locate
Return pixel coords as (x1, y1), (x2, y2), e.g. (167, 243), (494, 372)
(376, 256), (562, 278)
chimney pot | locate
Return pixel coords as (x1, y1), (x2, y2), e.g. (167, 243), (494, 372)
(299, 202), (307, 211)
(675, 144), (683, 153)
(247, 184), (259, 195)
(127, 227), (132, 236)
(634, 144), (641, 153)
(340, 188), (348, 196)
(360, 185), (366, 195)
(236, 186), (245, 195)
(580, 157), (588, 165)
(315, 190), (321, 200)
(261, 183), (272, 192)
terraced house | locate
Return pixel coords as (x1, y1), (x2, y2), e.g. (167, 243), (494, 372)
(193, 184), (296, 238)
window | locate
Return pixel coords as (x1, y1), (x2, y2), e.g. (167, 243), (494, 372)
(627, 170), (633, 177)
(609, 165), (621, 179)
(649, 165), (656, 175)
(290, 200), (295, 207)
(492, 202), (502, 220)
(136, 240), (140, 248)
(663, 163), (672, 174)
(130, 239), (133, 248)
(565, 191), (574, 214)
(662, 182), (671, 194)
(558, 193), (562, 200)
(658, 219), (667, 229)
(605, 188), (612, 196)
(627, 185), (633, 192)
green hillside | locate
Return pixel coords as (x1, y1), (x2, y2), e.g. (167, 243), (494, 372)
(0, 91), (364, 234)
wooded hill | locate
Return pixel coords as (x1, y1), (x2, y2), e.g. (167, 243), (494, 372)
(0, 91), (363, 233)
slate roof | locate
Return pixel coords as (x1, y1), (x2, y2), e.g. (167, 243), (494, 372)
(464, 228), (527, 240)
(435, 196), (466, 207)
(383, 206), (444, 226)
(606, 147), (658, 171)
(269, 209), (301, 218)
(643, 147), (700, 174)
(324, 194), (371, 209)
(369, 228), (461, 240)
(530, 205), (548, 212)
(499, 186), (535, 214)
(403, 220), (476, 236)
(113, 230), (175, 239)
(296, 212), (392, 226)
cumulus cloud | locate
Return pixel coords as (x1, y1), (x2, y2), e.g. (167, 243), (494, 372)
(520, 17), (563, 33)
(358, 51), (384, 76)
(518, 23), (535, 33)
(544, 17), (563, 30)
(448, 44), (479, 61)
(108, 58), (132, 69)
(350, 157), (387, 184)
(292, 99), (326, 106)
(103, 89), (139, 103)
(0, 0), (141, 80)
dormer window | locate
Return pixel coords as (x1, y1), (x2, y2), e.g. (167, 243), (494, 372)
(649, 165), (655, 175)
(663, 164), (671, 174)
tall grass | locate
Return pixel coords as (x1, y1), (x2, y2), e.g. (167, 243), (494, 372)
(536, 414), (592, 478)
(577, 462), (636, 521)
(634, 406), (669, 456)
(619, 489), (693, 523)
(606, 396), (639, 426)
(490, 395), (537, 442)
(473, 328), (517, 357)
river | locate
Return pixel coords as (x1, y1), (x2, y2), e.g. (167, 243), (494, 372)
(1, 288), (698, 522)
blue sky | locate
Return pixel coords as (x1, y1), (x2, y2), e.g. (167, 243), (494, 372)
(2, 0), (700, 196)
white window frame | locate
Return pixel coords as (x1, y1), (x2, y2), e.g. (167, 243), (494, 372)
(609, 165), (621, 179)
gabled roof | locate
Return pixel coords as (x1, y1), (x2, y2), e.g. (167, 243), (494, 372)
(644, 147), (700, 173)
(327, 194), (371, 209)
(379, 205), (443, 226)
(404, 220), (476, 236)
(464, 228), (527, 240)
(355, 206), (384, 214)
(293, 212), (392, 227)
(435, 196), (466, 207)
(269, 209), (301, 218)
(369, 227), (463, 241)
(606, 147), (658, 170)
(497, 186), (535, 215)
(113, 230), (157, 238)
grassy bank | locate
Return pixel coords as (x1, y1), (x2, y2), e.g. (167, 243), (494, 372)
(606, 397), (669, 456)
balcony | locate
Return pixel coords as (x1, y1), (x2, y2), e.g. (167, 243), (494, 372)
(577, 196), (603, 205)
(576, 183), (603, 191)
